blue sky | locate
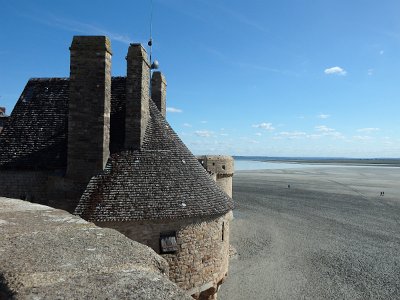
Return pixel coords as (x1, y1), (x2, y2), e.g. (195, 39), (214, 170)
(1, 0), (400, 158)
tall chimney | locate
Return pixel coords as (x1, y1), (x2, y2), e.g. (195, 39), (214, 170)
(151, 71), (167, 117)
(67, 36), (112, 183)
(125, 44), (150, 150)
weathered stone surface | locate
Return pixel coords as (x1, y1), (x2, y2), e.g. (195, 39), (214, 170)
(101, 212), (233, 297)
(151, 71), (167, 117)
(125, 43), (150, 150)
(67, 36), (111, 183)
(197, 156), (234, 197)
(0, 197), (191, 299)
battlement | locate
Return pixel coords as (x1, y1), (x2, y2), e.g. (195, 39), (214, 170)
(198, 155), (234, 175)
(198, 155), (234, 197)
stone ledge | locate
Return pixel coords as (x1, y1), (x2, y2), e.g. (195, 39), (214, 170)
(0, 197), (191, 299)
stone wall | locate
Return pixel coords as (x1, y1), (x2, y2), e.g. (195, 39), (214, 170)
(99, 211), (232, 298)
(0, 170), (50, 203)
(0, 170), (86, 213)
(0, 197), (190, 299)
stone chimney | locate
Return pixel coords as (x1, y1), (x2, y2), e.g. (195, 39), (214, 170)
(125, 44), (150, 150)
(67, 36), (112, 183)
(151, 71), (167, 117)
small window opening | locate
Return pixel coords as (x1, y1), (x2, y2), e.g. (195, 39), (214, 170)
(222, 222), (225, 241)
(160, 231), (178, 254)
(222, 165), (226, 170)
(212, 162), (215, 166)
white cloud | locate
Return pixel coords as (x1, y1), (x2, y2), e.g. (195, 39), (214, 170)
(357, 127), (379, 133)
(166, 107), (183, 113)
(200, 120), (208, 124)
(194, 130), (213, 137)
(255, 132), (262, 136)
(183, 123), (192, 127)
(315, 125), (335, 132)
(276, 131), (307, 139)
(315, 125), (343, 139)
(324, 66), (347, 76)
(380, 50), (384, 55)
(317, 114), (330, 119)
(367, 69), (374, 76)
(252, 122), (275, 131)
(353, 135), (372, 141)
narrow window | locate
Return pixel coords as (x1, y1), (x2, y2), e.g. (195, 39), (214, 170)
(222, 222), (225, 241)
(160, 231), (178, 254)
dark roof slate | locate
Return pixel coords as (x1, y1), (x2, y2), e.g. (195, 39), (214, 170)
(75, 101), (233, 221)
(0, 77), (126, 169)
(0, 78), (69, 169)
(1, 77), (233, 220)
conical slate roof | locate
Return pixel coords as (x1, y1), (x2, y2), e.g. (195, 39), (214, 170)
(75, 100), (233, 221)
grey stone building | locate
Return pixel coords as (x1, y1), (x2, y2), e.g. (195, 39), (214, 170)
(0, 36), (234, 299)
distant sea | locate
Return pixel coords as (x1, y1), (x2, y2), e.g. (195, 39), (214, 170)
(233, 156), (400, 171)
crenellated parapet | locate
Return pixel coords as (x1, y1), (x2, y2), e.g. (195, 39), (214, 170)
(197, 155), (234, 198)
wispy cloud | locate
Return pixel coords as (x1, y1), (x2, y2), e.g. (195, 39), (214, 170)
(380, 50), (384, 55)
(276, 131), (307, 139)
(353, 135), (372, 141)
(315, 125), (343, 138)
(357, 127), (379, 133)
(183, 123), (192, 127)
(166, 107), (183, 113)
(315, 125), (335, 133)
(21, 12), (132, 44)
(216, 5), (267, 33)
(255, 132), (262, 136)
(237, 62), (298, 76)
(200, 120), (208, 124)
(252, 122), (275, 131)
(324, 66), (347, 76)
(367, 68), (374, 76)
(194, 130), (214, 137)
(317, 114), (330, 119)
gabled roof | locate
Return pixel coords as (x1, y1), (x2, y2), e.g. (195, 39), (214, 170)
(1, 77), (233, 220)
(74, 101), (233, 221)
(0, 77), (126, 169)
(0, 78), (69, 169)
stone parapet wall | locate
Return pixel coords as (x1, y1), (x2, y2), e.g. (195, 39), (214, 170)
(0, 197), (190, 299)
(100, 212), (232, 298)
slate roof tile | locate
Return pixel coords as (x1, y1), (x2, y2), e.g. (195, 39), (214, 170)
(0, 77), (233, 220)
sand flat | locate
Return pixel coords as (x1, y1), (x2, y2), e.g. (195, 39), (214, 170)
(219, 166), (400, 299)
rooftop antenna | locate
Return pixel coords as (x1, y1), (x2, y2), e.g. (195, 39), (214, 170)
(148, 0), (159, 71)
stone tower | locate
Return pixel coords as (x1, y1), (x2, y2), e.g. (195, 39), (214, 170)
(125, 43), (150, 150)
(197, 155), (234, 197)
(66, 36), (112, 183)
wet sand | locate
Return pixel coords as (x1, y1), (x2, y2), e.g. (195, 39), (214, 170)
(219, 166), (400, 299)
